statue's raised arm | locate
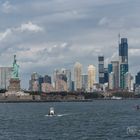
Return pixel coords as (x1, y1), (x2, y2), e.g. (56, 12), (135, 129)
(12, 55), (19, 79)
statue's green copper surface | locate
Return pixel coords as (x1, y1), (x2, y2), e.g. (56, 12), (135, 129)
(12, 55), (19, 79)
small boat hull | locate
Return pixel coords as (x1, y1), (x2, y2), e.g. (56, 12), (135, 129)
(48, 107), (55, 116)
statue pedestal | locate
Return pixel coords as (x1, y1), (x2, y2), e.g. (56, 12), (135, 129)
(5, 78), (29, 97)
(8, 78), (20, 92)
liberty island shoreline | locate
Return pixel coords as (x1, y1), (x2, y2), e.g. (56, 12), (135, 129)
(0, 98), (138, 103)
(0, 91), (139, 103)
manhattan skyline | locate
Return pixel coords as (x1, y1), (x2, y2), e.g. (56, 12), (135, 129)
(0, 0), (140, 88)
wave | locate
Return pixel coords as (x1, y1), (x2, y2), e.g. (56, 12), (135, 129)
(45, 113), (70, 117)
(127, 126), (140, 136)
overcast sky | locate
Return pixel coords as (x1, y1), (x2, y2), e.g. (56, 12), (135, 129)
(0, 0), (140, 89)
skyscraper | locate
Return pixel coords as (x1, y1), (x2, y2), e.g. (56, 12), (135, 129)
(119, 38), (128, 63)
(82, 74), (88, 92)
(136, 72), (140, 85)
(0, 67), (12, 90)
(135, 72), (140, 94)
(42, 74), (53, 93)
(108, 64), (112, 74)
(119, 38), (129, 89)
(120, 63), (128, 89)
(98, 56), (104, 84)
(44, 75), (51, 84)
(125, 72), (131, 91)
(74, 62), (82, 91)
(53, 69), (67, 92)
(62, 69), (72, 92)
(29, 72), (39, 91)
(38, 76), (44, 92)
(108, 63), (113, 90)
(109, 72), (114, 90)
(111, 61), (119, 89)
(104, 68), (109, 83)
(88, 65), (96, 92)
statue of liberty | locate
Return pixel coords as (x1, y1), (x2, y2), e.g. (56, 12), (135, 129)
(12, 55), (19, 79)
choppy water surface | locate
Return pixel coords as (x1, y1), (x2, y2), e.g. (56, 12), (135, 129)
(0, 100), (140, 140)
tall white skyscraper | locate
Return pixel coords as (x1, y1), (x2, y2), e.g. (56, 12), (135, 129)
(88, 65), (96, 92)
(125, 72), (131, 91)
(0, 67), (12, 89)
(74, 62), (82, 91)
(109, 72), (114, 90)
(111, 61), (119, 89)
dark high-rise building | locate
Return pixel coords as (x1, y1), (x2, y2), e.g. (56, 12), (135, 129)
(44, 75), (51, 84)
(136, 72), (140, 85)
(59, 74), (67, 82)
(71, 81), (75, 92)
(82, 74), (88, 91)
(108, 64), (112, 73)
(119, 37), (129, 89)
(120, 63), (128, 89)
(119, 38), (128, 63)
(108, 64), (113, 89)
(98, 56), (104, 84)
(38, 76), (44, 84)
(38, 76), (44, 92)
(135, 72), (140, 93)
(104, 68), (108, 83)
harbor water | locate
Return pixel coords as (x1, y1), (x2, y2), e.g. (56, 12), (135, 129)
(0, 100), (140, 140)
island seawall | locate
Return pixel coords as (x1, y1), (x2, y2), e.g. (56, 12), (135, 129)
(0, 93), (86, 103)
(0, 91), (138, 103)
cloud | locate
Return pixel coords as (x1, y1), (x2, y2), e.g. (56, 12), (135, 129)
(0, 22), (43, 41)
(0, 29), (12, 41)
(1, 0), (140, 88)
(19, 22), (43, 32)
(1, 1), (16, 13)
(98, 17), (110, 26)
(129, 49), (140, 56)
